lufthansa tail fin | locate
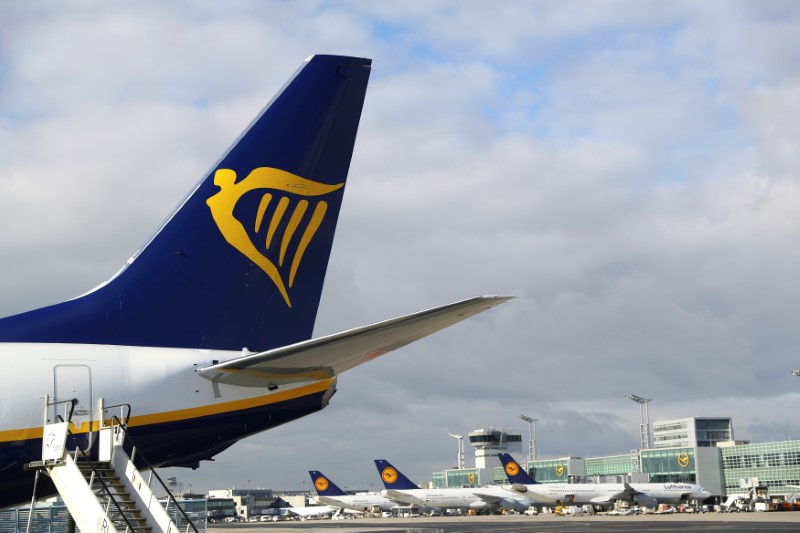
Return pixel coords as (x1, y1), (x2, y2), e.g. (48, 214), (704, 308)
(373, 459), (419, 490)
(309, 470), (347, 496)
(498, 453), (538, 484)
(0, 55), (371, 352)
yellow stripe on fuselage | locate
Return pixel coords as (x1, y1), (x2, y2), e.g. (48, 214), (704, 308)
(0, 379), (334, 443)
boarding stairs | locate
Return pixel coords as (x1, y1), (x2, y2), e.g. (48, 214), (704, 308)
(27, 397), (197, 533)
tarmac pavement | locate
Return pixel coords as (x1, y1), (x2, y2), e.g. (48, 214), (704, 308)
(208, 512), (800, 533)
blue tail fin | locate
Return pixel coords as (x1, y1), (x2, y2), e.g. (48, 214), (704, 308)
(497, 453), (538, 484)
(0, 55), (371, 351)
(308, 470), (346, 496)
(373, 459), (419, 490)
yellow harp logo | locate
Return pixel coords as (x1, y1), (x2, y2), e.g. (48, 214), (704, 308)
(314, 477), (329, 492)
(207, 167), (343, 307)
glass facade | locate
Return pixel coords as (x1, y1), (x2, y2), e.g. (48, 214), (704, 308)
(586, 454), (634, 477)
(525, 460), (571, 483)
(432, 468), (481, 488)
(468, 433), (522, 446)
(491, 459), (574, 483)
(695, 419), (733, 447)
(640, 448), (697, 483)
(721, 441), (800, 496)
(653, 417), (733, 449)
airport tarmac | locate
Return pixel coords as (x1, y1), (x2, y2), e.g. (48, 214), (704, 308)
(209, 512), (800, 533)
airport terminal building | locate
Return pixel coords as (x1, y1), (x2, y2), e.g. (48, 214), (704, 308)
(432, 417), (800, 502)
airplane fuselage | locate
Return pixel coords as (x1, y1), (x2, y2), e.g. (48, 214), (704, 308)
(515, 482), (708, 506)
(519, 483), (626, 505)
(384, 486), (527, 512)
(629, 483), (710, 504)
(0, 343), (335, 508)
(316, 493), (396, 513)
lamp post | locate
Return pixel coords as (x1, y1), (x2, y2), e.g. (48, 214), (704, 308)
(625, 394), (652, 450)
(517, 415), (538, 462)
(448, 433), (465, 469)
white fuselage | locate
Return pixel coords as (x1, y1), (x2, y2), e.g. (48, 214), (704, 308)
(316, 493), (396, 513)
(518, 483), (626, 505)
(383, 486), (528, 511)
(629, 483), (711, 504)
(515, 482), (709, 505)
(0, 342), (330, 444)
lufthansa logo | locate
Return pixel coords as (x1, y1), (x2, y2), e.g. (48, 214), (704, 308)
(555, 464), (565, 477)
(467, 472), (476, 484)
(207, 167), (344, 307)
(504, 461), (520, 477)
(381, 467), (398, 484)
(677, 452), (690, 468)
(314, 477), (329, 492)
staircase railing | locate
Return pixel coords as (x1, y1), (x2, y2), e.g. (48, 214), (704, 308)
(103, 406), (199, 533)
(65, 428), (139, 533)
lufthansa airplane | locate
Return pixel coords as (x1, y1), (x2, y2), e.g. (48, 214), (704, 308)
(309, 470), (396, 513)
(0, 54), (510, 509)
(498, 453), (711, 508)
(374, 459), (529, 513)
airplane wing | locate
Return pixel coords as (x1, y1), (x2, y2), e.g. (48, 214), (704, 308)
(381, 489), (427, 506)
(315, 496), (346, 508)
(471, 490), (524, 505)
(197, 296), (511, 387)
(286, 505), (337, 518)
(590, 485), (631, 504)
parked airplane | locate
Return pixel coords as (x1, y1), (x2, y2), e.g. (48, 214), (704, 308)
(309, 470), (396, 513)
(374, 459), (529, 513)
(0, 53), (510, 509)
(498, 453), (711, 508)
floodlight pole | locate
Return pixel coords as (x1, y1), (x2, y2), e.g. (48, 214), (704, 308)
(517, 415), (538, 462)
(448, 433), (465, 469)
(625, 394), (652, 450)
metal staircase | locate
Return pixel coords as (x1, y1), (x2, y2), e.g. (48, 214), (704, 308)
(27, 397), (198, 533)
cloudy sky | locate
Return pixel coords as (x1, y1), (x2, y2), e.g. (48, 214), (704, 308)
(2, 1), (799, 493)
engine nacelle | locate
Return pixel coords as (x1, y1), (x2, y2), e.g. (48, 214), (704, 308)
(633, 493), (658, 509)
(510, 483), (528, 494)
(468, 500), (494, 510)
(499, 498), (530, 513)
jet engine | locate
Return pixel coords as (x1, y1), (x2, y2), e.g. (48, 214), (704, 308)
(633, 493), (658, 509)
(499, 498), (530, 513)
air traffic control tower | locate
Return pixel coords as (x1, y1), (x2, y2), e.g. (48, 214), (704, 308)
(468, 428), (524, 471)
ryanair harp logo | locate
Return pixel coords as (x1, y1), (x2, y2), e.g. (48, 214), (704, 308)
(207, 167), (343, 307)
(314, 476), (329, 492)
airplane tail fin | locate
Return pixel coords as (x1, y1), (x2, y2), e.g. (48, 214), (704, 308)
(374, 459), (419, 490)
(0, 55), (371, 351)
(309, 470), (347, 496)
(497, 453), (538, 484)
